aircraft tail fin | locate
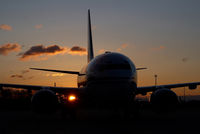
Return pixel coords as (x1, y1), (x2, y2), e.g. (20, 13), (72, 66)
(87, 9), (94, 63)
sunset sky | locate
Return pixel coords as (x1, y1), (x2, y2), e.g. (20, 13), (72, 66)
(0, 0), (200, 96)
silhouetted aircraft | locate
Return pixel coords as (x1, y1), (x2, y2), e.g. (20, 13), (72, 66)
(0, 10), (200, 115)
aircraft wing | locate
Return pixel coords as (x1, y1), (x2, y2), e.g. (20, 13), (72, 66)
(136, 82), (200, 95)
(0, 83), (84, 94)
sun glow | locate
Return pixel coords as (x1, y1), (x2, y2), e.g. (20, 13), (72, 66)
(68, 94), (77, 102)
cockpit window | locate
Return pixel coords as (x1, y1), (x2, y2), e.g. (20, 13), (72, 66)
(98, 64), (131, 71)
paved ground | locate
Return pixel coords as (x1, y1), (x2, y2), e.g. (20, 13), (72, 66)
(0, 107), (200, 134)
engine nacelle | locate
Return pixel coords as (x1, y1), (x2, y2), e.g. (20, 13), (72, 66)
(31, 89), (58, 113)
(150, 88), (178, 112)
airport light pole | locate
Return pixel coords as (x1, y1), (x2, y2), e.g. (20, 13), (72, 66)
(184, 87), (186, 102)
(154, 74), (157, 86)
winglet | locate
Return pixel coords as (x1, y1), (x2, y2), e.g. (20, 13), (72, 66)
(88, 9), (94, 63)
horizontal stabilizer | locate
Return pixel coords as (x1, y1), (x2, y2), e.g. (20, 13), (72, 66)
(136, 68), (147, 70)
(30, 68), (80, 75)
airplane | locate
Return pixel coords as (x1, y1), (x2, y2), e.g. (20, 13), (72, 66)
(0, 10), (200, 116)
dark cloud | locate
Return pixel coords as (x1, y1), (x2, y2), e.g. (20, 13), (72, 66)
(21, 70), (29, 74)
(28, 76), (34, 79)
(10, 74), (23, 78)
(0, 43), (21, 55)
(69, 46), (87, 55)
(17, 44), (87, 61)
(10, 74), (34, 80)
(182, 57), (189, 62)
(18, 45), (67, 61)
(70, 46), (86, 52)
(10, 70), (33, 80)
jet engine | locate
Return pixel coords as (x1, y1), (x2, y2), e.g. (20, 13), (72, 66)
(150, 88), (178, 112)
(31, 89), (58, 113)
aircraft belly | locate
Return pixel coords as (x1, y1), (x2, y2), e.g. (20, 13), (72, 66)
(82, 80), (136, 109)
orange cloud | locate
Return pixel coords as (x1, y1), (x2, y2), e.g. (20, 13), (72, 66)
(116, 48), (122, 52)
(0, 43), (21, 55)
(121, 44), (129, 48)
(0, 24), (12, 31)
(46, 73), (65, 77)
(151, 45), (166, 51)
(35, 24), (43, 29)
(116, 43), (129, 52)
(98, 49), (105, 54)
(18, 44), (67, 61)
(68, 46), (87, 55)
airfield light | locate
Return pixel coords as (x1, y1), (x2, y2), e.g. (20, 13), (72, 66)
(68, 94), (77, 102)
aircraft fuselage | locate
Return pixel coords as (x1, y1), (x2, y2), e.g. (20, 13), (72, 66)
(78, 52), (137, 87)
(77, 52), (137, 108)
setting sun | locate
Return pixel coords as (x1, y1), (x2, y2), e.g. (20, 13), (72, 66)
(68, 94), (77, 102)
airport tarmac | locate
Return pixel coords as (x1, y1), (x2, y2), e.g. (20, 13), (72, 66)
(0, 107), (200, 134)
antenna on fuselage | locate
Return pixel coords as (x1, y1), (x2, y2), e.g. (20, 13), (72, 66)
(87, 9), (94, 63)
